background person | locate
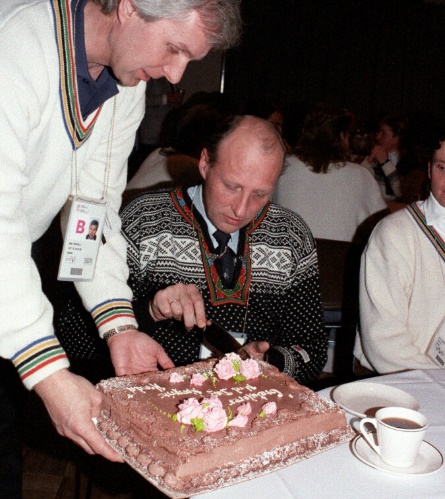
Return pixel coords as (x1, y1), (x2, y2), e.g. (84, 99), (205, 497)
(273, 103), (387, 244)
(124, 96), (230, 200)
(361, 113), (420, 201)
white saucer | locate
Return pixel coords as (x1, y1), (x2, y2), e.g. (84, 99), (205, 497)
(332, 381), (420, 418)
(352, 434), (443, 475)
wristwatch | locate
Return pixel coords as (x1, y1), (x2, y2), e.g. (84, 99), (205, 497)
(103, 324), (138, 342)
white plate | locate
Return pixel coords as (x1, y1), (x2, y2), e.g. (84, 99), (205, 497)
(352, 434), (443, 475)
(332, 381), (420, 418)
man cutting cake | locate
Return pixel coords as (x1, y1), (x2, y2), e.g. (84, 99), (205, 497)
(117, 115), (328, 384)
(0, 0), (241, 494)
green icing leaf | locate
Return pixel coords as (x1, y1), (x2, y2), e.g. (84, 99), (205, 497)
(259, 411), (266, 418)
(180, 424), (186, 433)
(191, 417), (205, 433)
(227, 406), (233, 422)
(233, 374), (246, 383)
(232, 359), (241, 372)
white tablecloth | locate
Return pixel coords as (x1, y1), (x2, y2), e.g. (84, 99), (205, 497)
(193, 370), (445, 499)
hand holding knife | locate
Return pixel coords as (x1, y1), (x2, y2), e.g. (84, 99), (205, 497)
(202, 321), (250, 360)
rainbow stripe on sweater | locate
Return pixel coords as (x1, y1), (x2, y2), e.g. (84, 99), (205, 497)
(407, 202), (445, 261)
(11, 336), (67, 382)
(50, 0), (101, 148)
(91, 299), (136, 330)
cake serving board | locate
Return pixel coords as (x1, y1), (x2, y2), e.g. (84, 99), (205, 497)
(95, 418), (354, 498)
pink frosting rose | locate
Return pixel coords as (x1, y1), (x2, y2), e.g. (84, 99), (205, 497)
(203, 407), (228, 432)
(190, 373), (206, 386)
(201, 396), (223, 410)
(236, 402), (252, 416)
(169, 372), (184, 383)
(177, 398), (204, 424)
(240, 359), (261, 379)
(214, 357), (237, 380)
(226, 353), (242, 361)
(228, 414), (249, 427)
(262, 401), (277, 415)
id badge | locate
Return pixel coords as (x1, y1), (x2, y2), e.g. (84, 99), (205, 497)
(58, 195), (108, 282)
(199, 331), (247, 360)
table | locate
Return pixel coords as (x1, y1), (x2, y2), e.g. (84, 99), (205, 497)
(193, 370), (445, 499)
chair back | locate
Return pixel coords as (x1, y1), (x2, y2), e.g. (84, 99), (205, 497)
(315, 238), (363, 376)
(315, 238), (362, 320)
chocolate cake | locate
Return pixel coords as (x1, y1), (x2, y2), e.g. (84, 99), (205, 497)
(95, 354), (353, 498)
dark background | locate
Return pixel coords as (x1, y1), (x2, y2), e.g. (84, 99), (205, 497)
(223, 0), (445, 144)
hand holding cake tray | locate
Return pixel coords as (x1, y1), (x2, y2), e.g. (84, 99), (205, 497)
(94, 354), (354, 498)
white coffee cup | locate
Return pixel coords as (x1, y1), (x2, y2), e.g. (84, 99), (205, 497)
(359, 407), (428, 468)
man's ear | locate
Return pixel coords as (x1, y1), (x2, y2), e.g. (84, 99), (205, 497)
(198, 149), (210, 180)
(117, 0), (137, 22)
(428, 161), (432, 180)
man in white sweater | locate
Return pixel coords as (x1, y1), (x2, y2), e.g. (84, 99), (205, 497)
(354, 137), (445, 373)
(0, 0), (241, 493)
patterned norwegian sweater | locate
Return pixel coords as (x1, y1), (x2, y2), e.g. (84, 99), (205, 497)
(121, 187), (327, 384)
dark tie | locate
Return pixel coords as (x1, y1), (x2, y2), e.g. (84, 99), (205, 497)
(213, 229), (236, 285)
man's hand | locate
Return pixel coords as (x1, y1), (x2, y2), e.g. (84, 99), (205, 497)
(149, 283), (209, 330)
(368, 145), (389, 164)
(244, 341), (270, 360)
(33, 369), (122, 462)
(108, 329), (174, 375)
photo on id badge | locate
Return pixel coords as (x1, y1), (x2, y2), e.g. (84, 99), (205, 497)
(58, 196), (107, 282)
(85, 219), (100, 240)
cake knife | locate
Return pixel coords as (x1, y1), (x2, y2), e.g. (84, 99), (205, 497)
(202, 321), (250, 360)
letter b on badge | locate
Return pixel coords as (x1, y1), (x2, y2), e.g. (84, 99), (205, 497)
(76, 219), (86, 234)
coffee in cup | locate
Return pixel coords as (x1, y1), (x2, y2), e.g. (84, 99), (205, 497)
(359, 407), (428, 468)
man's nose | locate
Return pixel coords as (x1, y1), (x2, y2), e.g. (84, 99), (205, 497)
(163, 60), (188, 85)
(232, 194), (249, 218)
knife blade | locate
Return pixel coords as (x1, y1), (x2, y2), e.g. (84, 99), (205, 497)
(202, 321), (250, 359)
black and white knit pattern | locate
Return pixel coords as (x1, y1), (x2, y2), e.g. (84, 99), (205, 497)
(121, 187), (327, 384)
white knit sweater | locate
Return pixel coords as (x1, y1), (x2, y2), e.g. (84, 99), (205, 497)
(273, 156), (387, 242)
(0, 0), (145, 388)
(354, 195), (445, 373)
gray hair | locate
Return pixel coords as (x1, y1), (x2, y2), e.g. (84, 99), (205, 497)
(96, 0), (242, 49)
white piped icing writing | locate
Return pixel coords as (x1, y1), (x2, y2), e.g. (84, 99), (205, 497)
(229, 388), (283, 405)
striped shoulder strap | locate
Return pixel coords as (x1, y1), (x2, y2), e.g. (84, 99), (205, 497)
(406, 202), (445, 262)
(50, 0), (101, 148)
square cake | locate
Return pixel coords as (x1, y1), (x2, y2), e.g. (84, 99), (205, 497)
(95, 354), (353, 498)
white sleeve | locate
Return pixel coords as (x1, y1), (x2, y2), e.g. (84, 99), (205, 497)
(0, 50), (70, 388)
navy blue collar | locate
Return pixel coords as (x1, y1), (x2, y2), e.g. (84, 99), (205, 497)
(73, 0), (119, 119)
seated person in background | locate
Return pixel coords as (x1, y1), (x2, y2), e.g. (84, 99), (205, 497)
(273, 103), (387, 243)
(354, 135), (445, 374)
(121, 115), (327, 384)
(243, 97), (292, 151)
(138, 78), (185, 154)
(125, 100), (227, 199)
(362, 113), (423, 202)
